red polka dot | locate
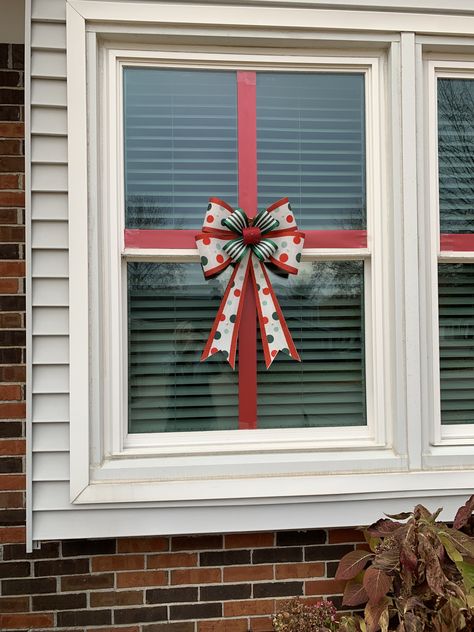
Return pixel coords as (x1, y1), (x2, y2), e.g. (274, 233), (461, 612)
(216, 254), (224, 263)
(211, 347), (218, 354)
(203, 237), (211, 245)
(286, 214), (294, 223)
(271, 350), (277, 357)
(279, 253), (289, 263)
(234, 289), (241, 297)
(263, 316), (268, 324)
(263, 288), (270, 295)
(220, 314), (226, 321)
(293, 236), (301, 244)
(207, 215), (215, 223)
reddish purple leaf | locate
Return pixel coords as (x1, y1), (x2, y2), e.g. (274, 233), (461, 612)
(342, 578), (370, 606)
(367, 519), (403, 536)
(454, 494), (474, 529)
(363, 567), (392, 605)
(336, 550), (374, 580)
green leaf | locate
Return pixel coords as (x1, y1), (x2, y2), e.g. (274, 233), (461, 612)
(438, 533), (463, 563)
(336, 550), (374, 580)
(456, 560), (474, 594)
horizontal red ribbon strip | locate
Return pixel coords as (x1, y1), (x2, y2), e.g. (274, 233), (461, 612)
(440, 234), (474, 252)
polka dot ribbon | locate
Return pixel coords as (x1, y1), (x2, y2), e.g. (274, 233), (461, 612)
(195, 197), (305, 369)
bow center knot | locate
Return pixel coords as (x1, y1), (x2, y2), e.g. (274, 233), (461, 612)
(242, 226), (262, 245)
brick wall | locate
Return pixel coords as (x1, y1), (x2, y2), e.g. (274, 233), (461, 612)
(0, 42), (366, 632)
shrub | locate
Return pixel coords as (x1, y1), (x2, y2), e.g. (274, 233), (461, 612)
(273, 597), (339, 632)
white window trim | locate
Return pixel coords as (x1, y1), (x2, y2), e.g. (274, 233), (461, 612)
(64, 1), (474, 529)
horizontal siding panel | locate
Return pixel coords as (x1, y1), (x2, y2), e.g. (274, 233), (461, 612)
(31, 21), (66, 49)
(32, 452), (69, 482)
(31, 50), (67, 79)
(31, 107), (67, 136)
(32, 250), (68, 278)
(32, 306), (68, 335)
(32, 164), (68, 192)
(32, 393), (69, 422)
(32, 135), (68, 163)
(33, 278), (69, 306)
(32, 220), (68, 249)
(33, 481), (71, 510)
(32, 422), (69, 452)
(32, 79), (67, 108)
(31, 192), (68, 220)
(32, 0), (66, 22)
(33, 364), (69, 394)
(33, 335), (69, 364)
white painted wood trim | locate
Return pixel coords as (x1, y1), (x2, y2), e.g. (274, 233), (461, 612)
(66, 3), (89, 502)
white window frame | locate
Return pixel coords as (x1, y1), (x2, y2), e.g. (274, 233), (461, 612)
(64, 0), (474, 530)
(423, 56), (474, 460)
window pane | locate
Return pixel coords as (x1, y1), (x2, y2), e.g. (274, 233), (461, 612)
(438, 78), (474, 233)
(257, 261), (366, 428)
(257, 73), (366, 230)
(124, 69), (238, 229)
(439, 263), (474, 425)
(128, 263), (238, 433)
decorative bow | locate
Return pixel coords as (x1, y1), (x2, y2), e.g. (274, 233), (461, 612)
(195, 197), (305, 368)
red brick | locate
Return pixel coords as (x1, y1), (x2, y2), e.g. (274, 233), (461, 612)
(0, 313), (22, 328)
(224, 600), (275, 617)
(0, 123), (23, 138)
(0, 224), (24, 239)
(147, 552), (197, 570)
(92, 554), (145, 572)
(89, 628), (139, 632)
(0, 278), (18, 293)
(199, 619), (249, 632)
(0, 140), (21, 155)
(225, 533), (274, 549)
(90, 590), (144, 607)
(0, 385), (22, 401)
(0, 491), (23, 508)
(118, 537), (169, 553)
(171, 568), (221, 585)
(328, 528), (365, 544)
(0, 404), (25, 419)
(275, 562), (325, 580)
(0, 366), (26, 382)
(249, 617), (273, 632)
(0, 439), (25, 455)
(0, 596), (29, 612)
(171, 535), (222, 551)
(0, 613), (53, 629)
(0, 526), (25, 543)
(0, 474), (25, 490)
(117, 570), (168, 588)
(0, 157), (24, 172)
(0, 177), (19, 191)
(223, 565), (273, 583)
(0, 261), (24, 276)
(305, 579), (346, 595)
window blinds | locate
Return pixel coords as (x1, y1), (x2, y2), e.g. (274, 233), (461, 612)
(124, 69), (238, 229)
(128, 263), (238, 433)
(257, 261), (366, 428)
(257, 73), (366, 230)
(438, 78), (474, 234)
(439, 263), (474, 425)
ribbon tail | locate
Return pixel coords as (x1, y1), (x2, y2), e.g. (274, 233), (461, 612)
(201, 252), (251, 369)
(251, 256), (300, 368)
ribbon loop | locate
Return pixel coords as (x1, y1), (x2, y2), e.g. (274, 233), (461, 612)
(196, 198), (305, 368)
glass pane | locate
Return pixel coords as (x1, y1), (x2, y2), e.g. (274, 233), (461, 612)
(439, 263), (474, 425)
(438, 78), (474, 233)
(257, 261), (366, 428)
(128, 263), (238, 433)
(124, 68), (238, 229)
(257, 73), (366, 230)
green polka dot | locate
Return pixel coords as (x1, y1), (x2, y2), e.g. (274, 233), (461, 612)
(296, 253), (301, 262)
(230, 314), (236, 323)
(201, 256), (208, 266)
(267, 335), (274, 343)
(207, 203), (212, 211)
(281, 241), (287, 248)
(224, 329), (229, 334)
(222, 350), (229, 358)
(214, 331), (221, 340)
(263, 301), (268, 306)
(282, 348), (290, 355)
(256, 284), (260, 291)
(272, 312), (279, 320)
(288, 203), (292, 211)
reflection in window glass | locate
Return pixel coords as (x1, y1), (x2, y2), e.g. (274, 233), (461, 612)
(128, 263), (238, 433)
(257, 73), (366, 230)
(438, 78), (474, 234)
(124, 69), (238, 229)
(257, 261), (366, 428)
(439, 263), (474, 425)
